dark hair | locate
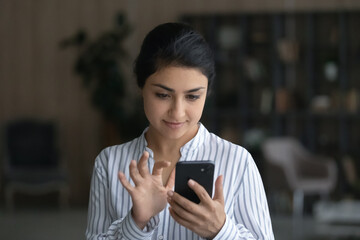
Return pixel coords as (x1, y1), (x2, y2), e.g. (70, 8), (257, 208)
(134, 22), (215, 93)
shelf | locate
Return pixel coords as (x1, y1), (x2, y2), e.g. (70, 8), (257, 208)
(182, 11), (360, 159)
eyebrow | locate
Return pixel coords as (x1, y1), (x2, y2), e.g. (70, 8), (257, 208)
(152, 83), (205, 93)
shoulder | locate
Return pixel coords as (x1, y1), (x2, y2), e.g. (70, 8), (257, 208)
(200, 128), (252, 169)
(94, 136), (143, 171)
(204, 132), (256, 186)
(207, 131), (251, 159)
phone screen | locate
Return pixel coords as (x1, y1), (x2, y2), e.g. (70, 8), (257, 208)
(174, 161), (214, 204)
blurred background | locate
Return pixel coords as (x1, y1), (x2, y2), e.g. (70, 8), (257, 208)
(1, 0), (360, 239)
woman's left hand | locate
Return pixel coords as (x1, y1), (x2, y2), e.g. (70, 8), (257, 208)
(167, 175), (226, 239)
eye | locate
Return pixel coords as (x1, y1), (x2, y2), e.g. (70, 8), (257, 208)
(186, 94), (200, 101)
(155, 93), (170, 99)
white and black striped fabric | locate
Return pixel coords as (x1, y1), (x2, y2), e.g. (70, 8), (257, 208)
(86, 123), (274, 240)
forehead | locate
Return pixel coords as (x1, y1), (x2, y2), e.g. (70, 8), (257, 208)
(146, 66), (208, 89)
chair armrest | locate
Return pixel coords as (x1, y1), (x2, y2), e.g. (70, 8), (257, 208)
(297, 156), (337, 180)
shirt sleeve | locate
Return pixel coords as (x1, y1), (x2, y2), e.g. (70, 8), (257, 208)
(85, 153), (159, 240)
(213, 154), (274, 240)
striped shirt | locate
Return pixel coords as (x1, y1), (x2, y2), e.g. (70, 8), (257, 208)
(86, 123), (274, 239)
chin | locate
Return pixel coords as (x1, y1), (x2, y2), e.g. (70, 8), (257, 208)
(164, 124), (198, 140)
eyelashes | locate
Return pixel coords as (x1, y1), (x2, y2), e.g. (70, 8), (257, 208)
(155, 93), (170, 99)
(186, 95), (200, 100)
(155, 93), (200, 101)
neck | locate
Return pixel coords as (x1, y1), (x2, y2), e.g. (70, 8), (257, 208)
(145, 124), (199, 159)
(145, 131), (182, 156)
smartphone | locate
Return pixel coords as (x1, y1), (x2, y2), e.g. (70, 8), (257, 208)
(174, 161), (214, 204)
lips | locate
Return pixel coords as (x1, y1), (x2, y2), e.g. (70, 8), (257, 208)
(163, 120), (184, 129)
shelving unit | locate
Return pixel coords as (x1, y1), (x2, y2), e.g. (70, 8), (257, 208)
(182, 11), (360, 162)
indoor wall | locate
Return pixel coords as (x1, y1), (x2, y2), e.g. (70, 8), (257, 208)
(1, 0), (359, 205)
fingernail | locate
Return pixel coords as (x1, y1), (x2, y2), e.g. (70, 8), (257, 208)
(188, 179), (195, 186)
(167, 191), (173, 197)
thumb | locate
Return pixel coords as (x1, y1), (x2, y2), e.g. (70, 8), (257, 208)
(152, 161), (171, 176)
(213, 175), (224, 204)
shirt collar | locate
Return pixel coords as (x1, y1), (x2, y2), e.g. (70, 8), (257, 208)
(180, 122), (206, 154)
(138, 127), (154, 159)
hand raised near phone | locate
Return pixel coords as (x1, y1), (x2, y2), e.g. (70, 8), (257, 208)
(118, 151), (175, 230)
(167, 175), (226, 239)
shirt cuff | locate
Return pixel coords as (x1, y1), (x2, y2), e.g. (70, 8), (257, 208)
(145, 214), (160, 232)
(212, 214), (235, 240)
(121, 212), (159, 240)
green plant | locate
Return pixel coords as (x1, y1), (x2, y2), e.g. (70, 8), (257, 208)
(61, 13), (146, 141)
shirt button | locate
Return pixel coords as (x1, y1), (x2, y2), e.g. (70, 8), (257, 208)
(158, 235), (164, 240)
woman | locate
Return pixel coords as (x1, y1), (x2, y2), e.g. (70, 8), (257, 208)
(86, 22), (274, 240)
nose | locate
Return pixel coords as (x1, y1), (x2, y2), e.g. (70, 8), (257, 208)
(169, 98), (185, 119)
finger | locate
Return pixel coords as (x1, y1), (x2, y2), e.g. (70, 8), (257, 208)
(188, 179), (212, 203)
(137, 151), (150, 177)
(129, 160), (143, 185)
(168, 206), (193, 230)
(165, 168), (176, 189)
(168, 190), (199, 215)
(168, 194), (198, 223)
(118, 171), (134, 193)
(168, 206), (195, 230)
(152, 161), (170, 176)
(213, 175), (224, 204)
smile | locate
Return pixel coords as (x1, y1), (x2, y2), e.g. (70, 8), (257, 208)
(163, 120), (184, 129)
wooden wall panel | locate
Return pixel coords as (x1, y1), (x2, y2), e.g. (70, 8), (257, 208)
(0, 0), (106, 204)
(32, 0), (57, 117)
(0, 1), (13, 121)
(9, 1), (34, 117)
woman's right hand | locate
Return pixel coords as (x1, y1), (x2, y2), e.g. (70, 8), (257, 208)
(118, 151), (175, 230)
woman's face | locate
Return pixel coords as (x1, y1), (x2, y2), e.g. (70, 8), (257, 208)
(142, 66), (208, 142)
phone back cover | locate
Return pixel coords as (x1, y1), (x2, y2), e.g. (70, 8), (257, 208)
(175, 161), (214, 204)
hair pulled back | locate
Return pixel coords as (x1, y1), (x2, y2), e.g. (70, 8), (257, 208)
(134, 22), (215, 92)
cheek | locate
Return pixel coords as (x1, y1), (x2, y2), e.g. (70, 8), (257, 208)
(190, 101), (206, 119)
(143, 98), (164, 120)
(143, 98), (155, 119)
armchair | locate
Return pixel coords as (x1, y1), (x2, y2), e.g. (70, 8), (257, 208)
(2, 119), (69, 210)
(261, 137), (337, 217)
